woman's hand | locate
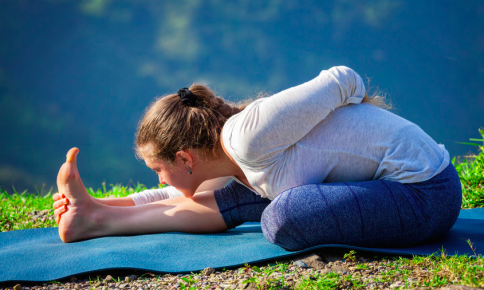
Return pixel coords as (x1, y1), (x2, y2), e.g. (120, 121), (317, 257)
(52, 192), (69, 224)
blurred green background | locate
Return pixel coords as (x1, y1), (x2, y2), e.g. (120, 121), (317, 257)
(0, 0), (483, 192)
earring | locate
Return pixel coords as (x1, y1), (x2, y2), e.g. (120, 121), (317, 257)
(188, 166), (192, 175)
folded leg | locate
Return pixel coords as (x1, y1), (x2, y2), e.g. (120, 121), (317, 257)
(261, 164), (462, 250)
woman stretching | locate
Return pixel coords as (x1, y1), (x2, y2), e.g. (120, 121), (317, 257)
(53, 66), (462, 250)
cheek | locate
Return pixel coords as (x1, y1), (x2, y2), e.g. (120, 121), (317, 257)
(158, 167), (180, 185)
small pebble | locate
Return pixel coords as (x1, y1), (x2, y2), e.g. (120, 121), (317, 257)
(13, 284), (22, 290)
(293, 260), (308, 268)
(202, 267), (216, 275)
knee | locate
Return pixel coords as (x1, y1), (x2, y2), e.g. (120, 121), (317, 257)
(260, 193), (306, 251)
(260, 203), (277, 244)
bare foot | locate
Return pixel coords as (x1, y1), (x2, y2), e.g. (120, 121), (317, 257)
(56, 148), (103, 242)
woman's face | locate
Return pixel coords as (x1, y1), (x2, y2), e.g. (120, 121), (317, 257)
(138, 144), (198, 197)
(143, 157), (179, 186)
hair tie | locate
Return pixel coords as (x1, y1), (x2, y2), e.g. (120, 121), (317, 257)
(177, 87), (199, 107)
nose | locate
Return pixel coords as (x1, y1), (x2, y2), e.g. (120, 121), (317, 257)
(158, 174), (166, 185)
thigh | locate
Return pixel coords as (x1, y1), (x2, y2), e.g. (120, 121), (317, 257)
(261, 180), (436, 250)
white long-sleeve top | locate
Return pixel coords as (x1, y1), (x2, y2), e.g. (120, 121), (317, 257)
(222, 66), (449, 199)
(129, 186), (184, 205)
(131, 66), (449, 203)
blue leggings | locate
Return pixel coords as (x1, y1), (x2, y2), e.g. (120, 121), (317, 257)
(214, 163), (462, 251)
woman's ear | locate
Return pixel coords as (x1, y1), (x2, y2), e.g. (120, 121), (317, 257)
(175, 150), (194, 167)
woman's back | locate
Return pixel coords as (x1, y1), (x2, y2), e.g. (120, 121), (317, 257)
(276, 103), (448, 192)
(224, 81), (449, 199)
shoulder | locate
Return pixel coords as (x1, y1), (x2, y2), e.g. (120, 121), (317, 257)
(222, 98), (269, 163)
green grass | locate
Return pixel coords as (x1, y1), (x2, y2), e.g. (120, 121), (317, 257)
(452, 128), (484, 209)
(0, 183), (151, 232)
(232, 251), (484, 289)
(1, 129), (484, 289)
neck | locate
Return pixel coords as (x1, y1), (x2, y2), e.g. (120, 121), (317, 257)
(198, 149), (244, 181)
(189, 137), (250, 194)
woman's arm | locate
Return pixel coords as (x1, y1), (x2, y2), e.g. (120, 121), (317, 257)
(54, 187), (181, 208)
(53, 192), (136, 208)
(130, 176), (233, 205)
(53, 177), (233, 211)
(96, 196), (136, 206)
(224, 66), (366, 163)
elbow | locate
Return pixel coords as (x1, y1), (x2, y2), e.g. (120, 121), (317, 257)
(324, 66), (366, 101)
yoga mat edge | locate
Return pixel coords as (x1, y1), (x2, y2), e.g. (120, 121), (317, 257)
(1, 208), (482, 283)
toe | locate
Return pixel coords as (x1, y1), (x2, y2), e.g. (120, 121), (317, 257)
(66, 147), (79, 163)
(57, 148), (81, 187)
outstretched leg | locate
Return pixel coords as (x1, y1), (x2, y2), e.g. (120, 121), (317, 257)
(56, 148), (227, 243)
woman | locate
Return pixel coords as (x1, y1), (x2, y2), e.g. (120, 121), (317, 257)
(53, 66), (462, 250)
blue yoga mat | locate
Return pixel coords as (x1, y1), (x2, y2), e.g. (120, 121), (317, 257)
(1, 208), (483, 283)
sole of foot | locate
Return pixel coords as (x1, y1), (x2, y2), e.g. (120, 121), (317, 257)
(57, 148), (101, 243)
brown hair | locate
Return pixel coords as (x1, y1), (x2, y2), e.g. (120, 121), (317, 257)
(361, 91), (392, 110)
(361, 78), (392, 110)
(136, 84), (245, 163)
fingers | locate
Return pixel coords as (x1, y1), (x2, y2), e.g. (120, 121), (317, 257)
(53, 193), (69, 224)
(54, 205), (67, 216)
(54, 205), (67, 218)
(53, 193), (68, 207)
(53, 192), (62, 201)
(53, 198), (69, 209)
(53, 192), (67, 201)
